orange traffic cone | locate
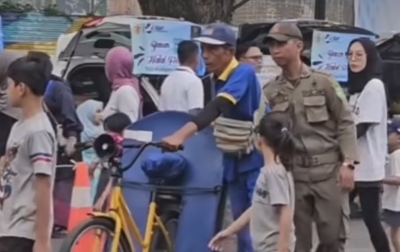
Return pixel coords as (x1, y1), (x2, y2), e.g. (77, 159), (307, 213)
(68, 162), (94, 252)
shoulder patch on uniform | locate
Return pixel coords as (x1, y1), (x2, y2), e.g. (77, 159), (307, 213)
(311, 70), (346, 102)
(310, 69), (332, 77)
(263, 78), (278, 90)
(332, 81), (346, 102)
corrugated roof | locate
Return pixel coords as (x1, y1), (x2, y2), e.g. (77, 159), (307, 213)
(2, 13), (80, 56)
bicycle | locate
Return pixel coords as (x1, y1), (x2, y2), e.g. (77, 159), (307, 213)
(58, 138), (182, 252)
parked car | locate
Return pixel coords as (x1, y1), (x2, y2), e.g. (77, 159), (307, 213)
(376, 33), (400, 114)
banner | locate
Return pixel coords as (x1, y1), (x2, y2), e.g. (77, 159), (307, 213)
(355, 0), (400, 35)
(311, 31), (376, 82)
(0, 16), (3, 51)
(131, 21), (202, 75)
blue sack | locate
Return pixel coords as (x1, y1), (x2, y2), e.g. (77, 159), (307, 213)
(141, 152), (188, 183)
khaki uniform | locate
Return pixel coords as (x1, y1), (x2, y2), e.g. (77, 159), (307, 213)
(263, 65), (358, 252)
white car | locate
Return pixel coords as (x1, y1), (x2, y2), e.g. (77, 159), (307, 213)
(53, 15), (201, 116)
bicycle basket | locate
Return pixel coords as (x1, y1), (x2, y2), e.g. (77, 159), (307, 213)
(141, 152), (188, 184)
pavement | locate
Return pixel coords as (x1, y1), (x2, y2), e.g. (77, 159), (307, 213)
(345, 220), (376, 252)
(51, 219), (378, 252)
(221, 219), (377, 252)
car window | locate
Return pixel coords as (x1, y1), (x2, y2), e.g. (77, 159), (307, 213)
(113, 31), (131, 39)
(69, 67), (111, 104)
(70, 70), (99, 99)
(60, 28), (131, 59)
(380, 42), (400, 60)
(66, 32), (130, 59)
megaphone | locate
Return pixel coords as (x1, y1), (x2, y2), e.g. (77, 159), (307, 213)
(93, 133), (122, 159)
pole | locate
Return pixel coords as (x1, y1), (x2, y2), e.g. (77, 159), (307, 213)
(314, 0), (326, 20)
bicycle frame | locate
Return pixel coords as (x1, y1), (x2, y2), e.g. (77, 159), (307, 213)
(91, 178), (173, 252)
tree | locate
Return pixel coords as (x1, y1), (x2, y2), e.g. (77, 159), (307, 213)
(138, 0), (251, 23)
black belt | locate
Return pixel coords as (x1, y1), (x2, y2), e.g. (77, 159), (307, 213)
(295, 152), (340, 167)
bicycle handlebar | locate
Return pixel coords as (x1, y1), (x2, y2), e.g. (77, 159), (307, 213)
(74, 142), (93, 151)
(73, 140), (183, 173)
(120, 142), (184, 172)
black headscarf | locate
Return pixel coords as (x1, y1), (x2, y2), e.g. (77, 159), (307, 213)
(347, 38), (382, 95)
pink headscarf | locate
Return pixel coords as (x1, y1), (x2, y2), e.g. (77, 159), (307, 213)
(105, 47), (140, 92)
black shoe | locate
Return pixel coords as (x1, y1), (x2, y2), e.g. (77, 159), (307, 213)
(51, 225), (67, 238)
(350, 203), (362, 219)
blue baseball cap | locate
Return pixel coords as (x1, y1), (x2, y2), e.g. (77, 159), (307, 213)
(388, 118), (400, 134)
(194, 23), (236, 47)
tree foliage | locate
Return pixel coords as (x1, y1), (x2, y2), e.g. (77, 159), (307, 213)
(138, 0), (250, 24)
(0, 1), (67, 16)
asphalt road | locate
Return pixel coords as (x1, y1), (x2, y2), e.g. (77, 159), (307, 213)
(51, 219), (378, 252)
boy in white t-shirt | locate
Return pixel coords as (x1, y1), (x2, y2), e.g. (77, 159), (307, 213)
(383, 118), (400, 252)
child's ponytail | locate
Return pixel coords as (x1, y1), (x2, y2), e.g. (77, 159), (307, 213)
(257, 112), (296, 171)
(277, 127), (295, 171)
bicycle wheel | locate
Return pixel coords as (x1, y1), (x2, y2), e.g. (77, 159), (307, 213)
(150, 211), (178, 252)
(58, 217), (132, 252)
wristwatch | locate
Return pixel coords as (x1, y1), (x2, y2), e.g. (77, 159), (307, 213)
(343, 161), (355, 170)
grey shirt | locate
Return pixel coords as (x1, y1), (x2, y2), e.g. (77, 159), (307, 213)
(0, 112), (57, 240)
(250, 164), (296, 252)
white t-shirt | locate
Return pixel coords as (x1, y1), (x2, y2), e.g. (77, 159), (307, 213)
(0, 112), (57, 240)
(160, 66), (204, 112)
(383, 150), (400, 211)
(348, 78), (387, 182)
(103, 85), (140, 122)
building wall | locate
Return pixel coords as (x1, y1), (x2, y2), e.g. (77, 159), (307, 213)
(0, 0), (141, 15)
(2, 13), (93, 56)
(355, 0), (400, 34)
(0, 0), (354, 57)
(0, 0), (140, 57)
(232, 0), (354, 25)
(0, 0), (101, 15)
(107, 0), (142, 15)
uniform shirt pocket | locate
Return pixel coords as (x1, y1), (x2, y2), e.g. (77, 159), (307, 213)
(303, 96), (329, 123)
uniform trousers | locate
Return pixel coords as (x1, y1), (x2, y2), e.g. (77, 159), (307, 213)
(294, 175), (347, 252)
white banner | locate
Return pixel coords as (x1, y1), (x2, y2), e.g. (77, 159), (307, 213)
(355, 0), (400, 35)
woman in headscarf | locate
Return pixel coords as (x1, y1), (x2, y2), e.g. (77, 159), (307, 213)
(0, 51), (24, 156)
(102, 47), (142, 122)
(346, 38), (390, 252)
(77, 99), (104, 203)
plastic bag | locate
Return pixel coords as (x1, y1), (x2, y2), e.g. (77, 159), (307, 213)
(141, 152), (188, 183)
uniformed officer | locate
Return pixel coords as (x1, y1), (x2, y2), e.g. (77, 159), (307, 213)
(263, 22), (358, 252)
(162, 23), (263, 252)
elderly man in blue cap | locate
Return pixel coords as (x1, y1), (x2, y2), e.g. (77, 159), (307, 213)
(162, 23), (263, 252)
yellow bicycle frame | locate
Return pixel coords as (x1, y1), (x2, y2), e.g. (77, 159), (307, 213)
(91, 182), (173, 252)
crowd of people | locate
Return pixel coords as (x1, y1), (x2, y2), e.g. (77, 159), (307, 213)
(0, 44), (140, 251)
(160, 22), (400, 252)
(0, 20), (398, 252)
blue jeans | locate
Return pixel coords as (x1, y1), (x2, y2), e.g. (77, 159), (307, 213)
(227, 169), (260, 252)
